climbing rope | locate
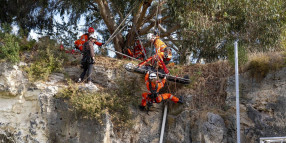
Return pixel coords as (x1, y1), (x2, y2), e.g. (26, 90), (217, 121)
(104, 1), (139, 45)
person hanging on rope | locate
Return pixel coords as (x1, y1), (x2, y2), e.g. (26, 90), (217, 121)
(139, 71), (183, 111)
(77, 34), (98, 84)
(138, 33), (172, 74)
(74, 27), (104, 52)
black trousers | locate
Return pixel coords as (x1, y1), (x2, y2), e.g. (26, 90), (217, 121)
(80, 63), (93, 82)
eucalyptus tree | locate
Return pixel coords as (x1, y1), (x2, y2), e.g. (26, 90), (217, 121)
(168, 0), (286, 63)
(0, 0), (53, 36)
(51, 0), (180, 56)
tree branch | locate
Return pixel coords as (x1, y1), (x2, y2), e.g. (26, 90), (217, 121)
(160, 25), (180, 37)
(144, 5), (158, 23)
(95, 0), (124, 53)
(136, 0), (153, 29)
(95, 0), (117, 33)
(88, 1), (98, 12)
(139, 19), (156, 35)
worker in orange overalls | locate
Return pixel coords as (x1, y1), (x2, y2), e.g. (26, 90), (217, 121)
(74, 27), (104, 51)
(133, 39), (146, 61)
(139, 72), (183, 111)
(123, 38), (146, 60)
(138, 33), (172, 74)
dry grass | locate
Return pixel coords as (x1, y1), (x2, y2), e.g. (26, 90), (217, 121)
(245, 52), (285, 81)
(186, 61), (233, 110)
(94, 56), (140, 69)
(165, 60), (233, 111)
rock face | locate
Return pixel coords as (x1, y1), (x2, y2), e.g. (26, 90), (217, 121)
(0, 61), (164, 143)
(202, 113), (227, 143)
(0, 62), (109, 143)
(0, 59), (285, 143)
(226, 67), (286, 143)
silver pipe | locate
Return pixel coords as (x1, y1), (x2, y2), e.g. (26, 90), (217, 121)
(159, 105), (168, 143)
(234, 40), (240, 143)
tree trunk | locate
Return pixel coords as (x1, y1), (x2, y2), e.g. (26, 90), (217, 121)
(95, 0), (124, 57)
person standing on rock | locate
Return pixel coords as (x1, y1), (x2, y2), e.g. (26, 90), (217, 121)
(78, 34), (98, 84)
(139, 71), (183, 111)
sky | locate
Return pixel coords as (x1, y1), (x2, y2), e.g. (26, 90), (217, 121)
(13, 13), (117, 57)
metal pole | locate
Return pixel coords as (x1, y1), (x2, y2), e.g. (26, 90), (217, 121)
(159, 105), (168, 143)
(234, 40), (240, 143)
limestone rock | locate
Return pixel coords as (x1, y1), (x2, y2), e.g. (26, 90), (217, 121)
(226, 67), (286, 143)
(0, 62), (28, 97)
(202, 112), (227, 143)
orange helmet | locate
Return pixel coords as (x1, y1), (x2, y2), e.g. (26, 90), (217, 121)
(88, 27), (95, 33)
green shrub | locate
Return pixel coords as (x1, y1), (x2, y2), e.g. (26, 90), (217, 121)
(56, 77), (141, 128)
(0, 34), (20, 63)
(24, 36), (70, 81)
(25, 47), (63, 81)
(19, 37), (36, 51)
(227, 42), (248, 67)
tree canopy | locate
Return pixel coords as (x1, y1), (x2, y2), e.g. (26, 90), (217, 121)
(168, 0), (286, 62)
(1, 0), (285, 63)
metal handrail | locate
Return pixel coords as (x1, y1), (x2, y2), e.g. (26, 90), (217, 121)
(260, 137), (286, 143)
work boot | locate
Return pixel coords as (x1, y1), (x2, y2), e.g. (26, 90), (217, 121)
(139, 105), (145, 111)
(178, 96), (184, 104)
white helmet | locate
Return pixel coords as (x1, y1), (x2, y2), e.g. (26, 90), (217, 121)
(149, 73), (157, 80)
(89, 34), (97, 40)
(146, 33), (155, 41)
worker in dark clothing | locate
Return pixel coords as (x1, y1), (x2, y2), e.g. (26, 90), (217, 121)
(78, 34), (98, 84)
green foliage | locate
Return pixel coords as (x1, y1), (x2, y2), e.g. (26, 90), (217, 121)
(226, 41), (248, 67)
(25, 48), (63, 81)
(0, 23), (12, 37)
(0, 33), (20, 63)
(168, 0), (286, 62)
(56, 77), (141, 128)
(0, 0), (53, 32)
(56, 81), (108, 123)
(18, 37), (36, 51)
(25, 37), (67, 81)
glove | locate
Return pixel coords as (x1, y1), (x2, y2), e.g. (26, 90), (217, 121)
(178, 96), (184, 104)
(139, 105), (145, 111)
(164, 75), (167, 79)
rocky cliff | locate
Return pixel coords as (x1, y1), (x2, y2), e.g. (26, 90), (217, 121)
(0, 57), (285, 143)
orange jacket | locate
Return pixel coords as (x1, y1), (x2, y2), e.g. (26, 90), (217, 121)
(75, 34), (103, 51)
(153, 36), (172, 60)
(74, 34), (89, 51)
(145, 73), (166, 93)
(134, 42), (146, 60)
(153, 37), (167, 59)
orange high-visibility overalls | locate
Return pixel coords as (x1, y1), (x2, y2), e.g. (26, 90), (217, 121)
(141, 73), (179, 107)
(139, 37), (172, 74)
